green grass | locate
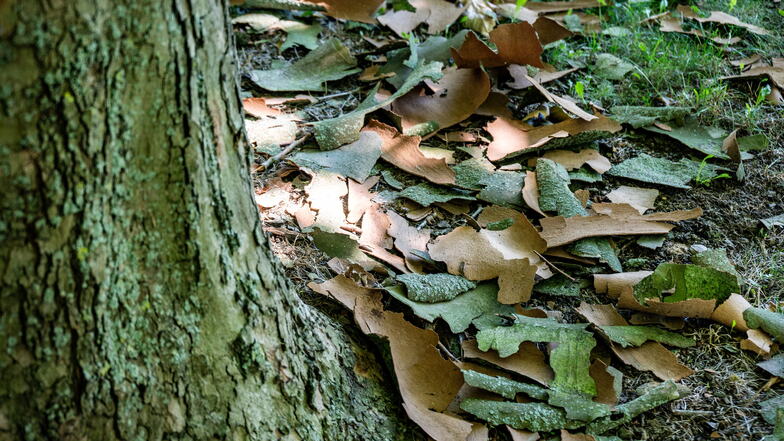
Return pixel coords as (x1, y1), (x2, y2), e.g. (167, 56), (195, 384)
(541, 0), (784, 130)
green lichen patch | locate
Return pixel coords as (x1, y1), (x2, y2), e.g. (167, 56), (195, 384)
(396, 273), (476, 303)
(570, 238), (622, 273)
(460, 399), (577, 432)
(485, 217), (514, 231)
(761, 395), (784, 425)
(477, 170), (524, 208)
(610, 106), (692, 128)
(249, 39), (360, 91)
(380, 31), (469, 89)
(600, 325), (696, 348)
(587, 381), (686, 435)
(476, 315), (597, 396)
(289, 131), (382, 182)
(547, 390), (613, 422)
(692, 248), (742, 285)
(536, 158), (584, 217)
(744, 308), (784, 342)
(398, 182), (475, 206)
(386, 282), (513, 333)
(633, 263), (740, 304)
(533, 275), (583, 297)
(607, 153), (728, 189)
(644, 119), (729, 159)
(462, 369), (549, 400)
(637, 234), (666, 249)
(453, 158), (494, 190)
(569, 167), (603, 183)
(312, 60), (443, 150)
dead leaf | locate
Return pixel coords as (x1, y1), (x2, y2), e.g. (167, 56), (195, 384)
(486, 115), (622, 161)
(532, 16), (574, 44)
(730, 54), (762, 68)
(606, 186), (659, 215)
(539, 204), (702, 248)
(452, 22), (545, 69)
(391, 67), (491, 135)
(243, 97), (284, 117)
(309, 276), (477, 440)
(576, 302), (693, 381)
(363, 120), (456, 185)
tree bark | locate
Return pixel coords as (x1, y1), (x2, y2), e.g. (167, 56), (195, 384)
(0, 1), (419, 440)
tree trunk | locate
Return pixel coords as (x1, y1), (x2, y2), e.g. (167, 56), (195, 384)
(0, 1), (419, 440)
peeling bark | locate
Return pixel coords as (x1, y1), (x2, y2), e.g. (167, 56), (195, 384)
(0, 1), (419, 439)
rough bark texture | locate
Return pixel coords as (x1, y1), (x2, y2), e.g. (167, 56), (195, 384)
(0, 1), (419, 440)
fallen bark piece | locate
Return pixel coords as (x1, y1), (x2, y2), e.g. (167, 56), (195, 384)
(507, 427), (541, 441)
(741, 329), (776, 356)
(745, 308), (784, 342)
(507, 63), (579, 89)
(576, 303), (693, 381)
(346, 176), (380, 224)
(250, 39), (360, 91)
(399, 183), (475, 206)
(290, 131), (383, 182)
(523, 171), (547, 217)
(462, 339), (554, 386)
(309, 276), (476, 440)
(532, 149), (612, 174)
(452, 22), (545, 69)
(478, 171), (525, 208)
(390, 67), (491, 134)
(629, 313), (685, 331)
(524, 74), (596, 121)
(590, 359), (623, 406)
(387, 210), (431, 272)
(476, 315), (597, 396)
(610, 105), (691, 128)
(758, 354), (784, 378)
(607, 153), (728, 189)
(593, 53), (634, 80)
(561, 430), (598, 441)
(462, 369), (549, 400)
(606, 186), (659, 215)
(721, 58), (784, 89)
(364, 120), (456, 185)
(644, 118), (729, 158)
(460, 399), (575, 432)
(358, 206), (409, 273)
(675, 5), (769, 36)
(539, 206), (701, 248)
(586, 380), (686, 434)
(600, 325), (696, 348)
(711, 293), (752, 331)
(386, 282), (513, 333)
(397, 273), (476, 303)
(313, 61), (443, 150)
(634, 263), (739, 305)
(429, 224), (540, 304)
(486, 115), (622, 161)
(658, 14), (741, 45)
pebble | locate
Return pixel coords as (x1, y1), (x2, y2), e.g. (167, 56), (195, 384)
(691, 244), (708, 253)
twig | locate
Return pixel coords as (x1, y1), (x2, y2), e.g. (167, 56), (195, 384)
(258, 134), (311, 171)
(437, 341), (459, 362)
(315, 88), (360, 103)
(534, 250), (576, 282)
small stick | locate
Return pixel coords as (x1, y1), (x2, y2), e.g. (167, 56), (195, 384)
(315, 88), (360, 103)
(258, 134), (311, 171)
(534, 250), (576, 282)
(437, 341), (459, 362)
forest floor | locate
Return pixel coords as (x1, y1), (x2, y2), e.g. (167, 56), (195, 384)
(233, 1), (784, 440)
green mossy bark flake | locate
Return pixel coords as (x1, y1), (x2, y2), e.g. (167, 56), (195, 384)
(0, 1), (419, 440)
